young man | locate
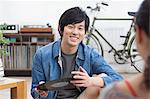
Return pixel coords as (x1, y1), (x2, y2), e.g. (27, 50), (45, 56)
(31, 7), (123, 99)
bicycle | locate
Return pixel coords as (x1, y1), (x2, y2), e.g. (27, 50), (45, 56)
(84, 2), (144, 72)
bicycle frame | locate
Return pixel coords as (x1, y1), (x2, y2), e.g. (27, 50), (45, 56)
(85, 12), (143, 72)
(85, 3), (142, 72)
(89, 17), (135, 59)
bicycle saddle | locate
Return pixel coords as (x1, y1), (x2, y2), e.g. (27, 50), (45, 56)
(128, 12), (137, 17)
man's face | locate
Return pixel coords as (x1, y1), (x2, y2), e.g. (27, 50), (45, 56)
(61, 21), (86, 47)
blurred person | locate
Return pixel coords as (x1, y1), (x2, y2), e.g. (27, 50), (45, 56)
(99, 0), (150, 99)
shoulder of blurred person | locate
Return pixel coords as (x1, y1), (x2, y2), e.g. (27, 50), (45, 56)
(99, 83), (137, 99)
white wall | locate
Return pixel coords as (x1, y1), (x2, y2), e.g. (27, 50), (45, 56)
(0, 0), (144, 63)
(0, 0), (142, 39)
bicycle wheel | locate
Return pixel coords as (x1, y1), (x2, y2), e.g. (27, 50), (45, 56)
(114, 50), (127, 64)
(83, 33), (104, 56)
(128, 36), (144, 72)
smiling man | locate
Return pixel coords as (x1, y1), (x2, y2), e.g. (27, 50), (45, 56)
(31, 7), (123, 99)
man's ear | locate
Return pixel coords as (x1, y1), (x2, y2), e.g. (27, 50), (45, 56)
(58, 25), (63, 36)
(58, 25), (61, 33)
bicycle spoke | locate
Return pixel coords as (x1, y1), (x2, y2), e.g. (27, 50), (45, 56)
(83, 33), (103, 56)
(129, 36), (144, 72)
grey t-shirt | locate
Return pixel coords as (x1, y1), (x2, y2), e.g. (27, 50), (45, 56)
(56, 52), (80, 99)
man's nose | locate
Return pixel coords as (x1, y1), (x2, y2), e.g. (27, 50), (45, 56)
(72, 28), (78, 35)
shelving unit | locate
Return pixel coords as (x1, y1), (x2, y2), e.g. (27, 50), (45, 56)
(2, 32), (54, 76)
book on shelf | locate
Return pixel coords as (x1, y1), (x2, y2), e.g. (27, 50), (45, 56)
(2, 45), (44, 70)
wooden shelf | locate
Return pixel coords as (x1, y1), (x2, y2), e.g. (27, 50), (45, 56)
(3, 33), (54, 37)
(9, 42), (50, 45)
(2, 32), (55, 76)
(3, 33), (55, 45)
(20, 27), (52, 33)
(4, 69), (31, 76)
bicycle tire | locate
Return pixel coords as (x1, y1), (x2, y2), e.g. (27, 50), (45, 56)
(114, 50), (127, 64)
(128, 36), (144, 72)
(83, 33), (104, 56)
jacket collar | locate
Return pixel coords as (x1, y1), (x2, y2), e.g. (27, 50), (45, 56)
(77, 42), (84, 60)
(52, 39), (61, 59)
(52, 39), (84, 60)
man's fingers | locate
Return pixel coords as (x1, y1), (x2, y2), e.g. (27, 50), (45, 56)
(35, 81), (48, 97)
(73, 74), (87, 80)
(39, 91), (48, 97)
(71, 80), (86, 84)
(71, 67), (88, 76)
(70, 80), (86, 87)
(71, 71), (86, 76)
(36, 89), (48, 97)
(79, 66), (87, 73)
(73, 83), (85, 87)
(39, 81), (45, 84)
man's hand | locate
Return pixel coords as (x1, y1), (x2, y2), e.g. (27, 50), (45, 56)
(36, 81), (48, 97)
(70, 66), (104, 88)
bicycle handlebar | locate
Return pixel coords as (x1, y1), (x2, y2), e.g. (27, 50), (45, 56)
(128, 12), (136, 17)
(87, 2), (109, 12)
(101, 2), (109, 6)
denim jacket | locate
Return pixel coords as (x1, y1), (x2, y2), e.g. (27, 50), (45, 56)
(31, 39), (123, 99)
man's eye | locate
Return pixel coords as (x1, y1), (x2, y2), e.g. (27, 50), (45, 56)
(79, 27), (84, 30)
(68, 25), (74, 29)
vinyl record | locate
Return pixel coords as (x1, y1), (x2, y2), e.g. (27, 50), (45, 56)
(37, 78), (72, 91)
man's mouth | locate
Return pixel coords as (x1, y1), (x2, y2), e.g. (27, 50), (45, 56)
(70, 36), (79, 41)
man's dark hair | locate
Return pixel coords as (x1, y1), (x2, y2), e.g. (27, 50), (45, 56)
(58, 7), (90, 37)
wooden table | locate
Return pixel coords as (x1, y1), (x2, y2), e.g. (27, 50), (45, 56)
(0, 77), (27, 99)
